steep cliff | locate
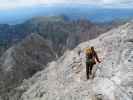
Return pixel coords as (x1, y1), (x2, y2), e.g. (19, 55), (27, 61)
(0, 33), (56, 99)
(11, 21), (133, 100)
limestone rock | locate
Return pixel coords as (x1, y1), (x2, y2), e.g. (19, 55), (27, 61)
(19, 22), (133, 100)
(0, 33), (56, 99)
(2, 21), (133, 100)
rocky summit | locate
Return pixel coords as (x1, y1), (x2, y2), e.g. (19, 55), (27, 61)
(6, 21), (132, 100)
(1, 21), (133, 100)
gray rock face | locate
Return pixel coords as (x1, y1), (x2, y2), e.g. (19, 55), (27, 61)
(0, 33), (56, 99)
(14, 21), (133, 100)
(1, 21), (133, 100)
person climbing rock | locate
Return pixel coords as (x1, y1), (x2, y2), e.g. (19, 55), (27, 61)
(85, 46), (101, 79)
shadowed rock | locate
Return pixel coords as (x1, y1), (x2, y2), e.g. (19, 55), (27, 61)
(0, 33), (56, 99)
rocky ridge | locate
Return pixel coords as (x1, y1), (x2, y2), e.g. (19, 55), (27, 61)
(0, 16), (114, 57)
(0, 21), (133, 100)
(10, 21), (133, 100)
(0, 33), (56, 99)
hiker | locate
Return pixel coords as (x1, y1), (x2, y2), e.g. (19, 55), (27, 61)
(85, 46), (101, 79)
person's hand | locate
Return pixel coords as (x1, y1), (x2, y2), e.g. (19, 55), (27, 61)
(98, 61), (101, 63)
(98, 57), (103, 63)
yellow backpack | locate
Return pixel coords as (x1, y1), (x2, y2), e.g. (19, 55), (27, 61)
(84, 47), (93, 57)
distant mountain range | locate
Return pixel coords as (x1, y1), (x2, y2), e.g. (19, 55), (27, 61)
(0, 4), (133, 24)
(0, 16), (119, 57)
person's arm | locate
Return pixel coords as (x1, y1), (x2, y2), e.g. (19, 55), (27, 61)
(94, 51), (101, 63)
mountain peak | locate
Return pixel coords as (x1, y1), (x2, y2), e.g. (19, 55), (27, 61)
(26, 16), (66, 24)
(14, 22), (133, 100)
(0, 33), (56, 98)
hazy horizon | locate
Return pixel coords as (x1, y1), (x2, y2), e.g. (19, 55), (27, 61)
(0, 4), (133, 25)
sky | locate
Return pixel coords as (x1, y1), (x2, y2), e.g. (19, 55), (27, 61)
(0, 0), (133, 10)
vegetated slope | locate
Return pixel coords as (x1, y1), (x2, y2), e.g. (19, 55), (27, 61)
(0, 33), (56, 99)
(12, 21), (133, 100)
(0, 16), (114, 57)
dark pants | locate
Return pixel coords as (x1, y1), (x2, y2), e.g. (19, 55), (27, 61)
(86, 59), (95, 79)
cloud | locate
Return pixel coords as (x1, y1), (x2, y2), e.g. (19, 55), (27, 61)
(101, 0), (133, 8)
(0, 0), (133, 10)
